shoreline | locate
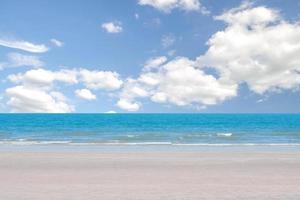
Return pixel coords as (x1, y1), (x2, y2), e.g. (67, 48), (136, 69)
(1, 143), (300, 152)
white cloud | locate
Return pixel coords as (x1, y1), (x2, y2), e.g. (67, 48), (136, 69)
(138, 72), (160, 86)
(151, 92), (167, 103)
(197, 3), (300, 94)
(8, 69), (56, 87)
(149, 57), (237, 106)
(79, 69), (123, 90)
(120, 78), (149, 99)
(135, 13), (139, 19)
(116, 78), (149, 111)
(5, 68), (78, 113)
(75, 89), (96, 100)
(0, 53), (44, 70)
(6, 86), (73, 113)
(101, 22), (123, 33)
(5, 3), (300, 113)
(8, 68), (78, 88)
(117, 99), (140, 112)
(144, 56), (167, 71)
(138, 0), (206, 13)
(8, 68), (122, 91)
(7, 52), (44, 68)
(5, 67), (123, 112)
(117, 57), (237, 111)
(0, 38), (48, 53)
(50, 38), (64, 47)
(54, 69), (79, 85)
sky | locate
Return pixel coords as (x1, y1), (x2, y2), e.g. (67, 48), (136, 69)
(0, 0), (300, 113)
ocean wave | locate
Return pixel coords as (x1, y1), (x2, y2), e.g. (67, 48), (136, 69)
(172, 143), (300, 146)
(91, 142), (173, 145)
(0, 140), (72, 145)
(217, 133), (233, 137)
(1, 139), (300, 146)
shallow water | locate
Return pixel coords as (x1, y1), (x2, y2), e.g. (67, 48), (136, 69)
(0, 114), (300, 145)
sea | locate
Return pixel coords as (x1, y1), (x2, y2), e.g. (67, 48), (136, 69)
(0, 114), (300, 146)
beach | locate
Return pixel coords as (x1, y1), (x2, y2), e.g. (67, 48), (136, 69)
(1, 145), (300, 200)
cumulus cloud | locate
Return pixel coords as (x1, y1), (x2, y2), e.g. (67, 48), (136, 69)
(8, 68), (78, 89)
(116, 78), (149, 111)
(101, 22), (123, 33)
(138, 0), (208, 14)
(8, 68), (122, 91)
(117, 99), (140, 112)
(75, 89), (96, 100)
(50, 38), (64, 47)
(150, 58), (237, 106)
(79, 69), (123, 90)
(0, 38), (48, 53)
(117, 57), (237, 111)
(6, 86), (74, 113)
(120, 78), (149, 99)
(197, 3), (300, 94)
(143, 56), (167, 71)
(6, 68), (78, 113)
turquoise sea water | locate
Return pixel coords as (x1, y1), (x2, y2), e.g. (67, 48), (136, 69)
(0, 114), (300, 145)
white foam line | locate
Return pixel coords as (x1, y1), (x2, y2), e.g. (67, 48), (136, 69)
(88, 142), (173, 146)
(0, 141), (72, 145)
(172, 143), (300, 146)
(1, 141), (300, 146)
(217, 133), (233, 137)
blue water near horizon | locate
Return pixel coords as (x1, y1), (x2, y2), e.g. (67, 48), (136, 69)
(0, 114), (300, 146)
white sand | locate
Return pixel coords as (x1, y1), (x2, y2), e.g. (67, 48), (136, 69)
(0, 147), (300, 199)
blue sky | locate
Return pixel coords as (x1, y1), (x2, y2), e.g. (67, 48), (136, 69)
(0, 0), (300, 113)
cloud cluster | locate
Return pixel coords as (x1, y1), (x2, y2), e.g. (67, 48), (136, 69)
(6, 86), (73, 113)
(6, 69), (77, 113)
(197, 3), (300, 94)
(6, 68), (122, 113)
(3, 2), (300, 113)
(117, 56), (237, 111)
(116, 3), (300, 111)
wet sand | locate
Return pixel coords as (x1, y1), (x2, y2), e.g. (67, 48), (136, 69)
(0, 146), (300, 199)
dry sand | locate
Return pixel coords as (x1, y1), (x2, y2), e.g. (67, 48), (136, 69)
(0, 146), (300, 199)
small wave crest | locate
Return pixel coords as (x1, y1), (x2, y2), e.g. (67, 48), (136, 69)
(1, 139), (300, 147)
(0, 140), (72, 145)
(217, 133), (233, 137)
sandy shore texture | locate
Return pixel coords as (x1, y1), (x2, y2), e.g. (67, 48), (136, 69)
(0, 147), (300, 200)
